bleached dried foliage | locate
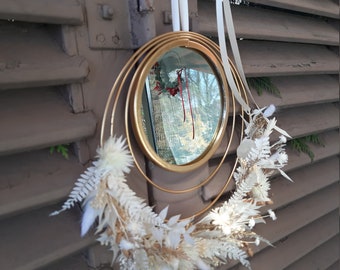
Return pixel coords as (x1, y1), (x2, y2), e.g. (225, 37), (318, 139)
(52, 105), (290, 270)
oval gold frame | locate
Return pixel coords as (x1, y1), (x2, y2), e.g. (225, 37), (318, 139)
(129, 34), (229, 173)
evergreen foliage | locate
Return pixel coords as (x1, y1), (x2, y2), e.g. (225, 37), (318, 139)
(247, 77), (281, 97)
(289, 134), (324, 162)
(49, 144), (69, 159)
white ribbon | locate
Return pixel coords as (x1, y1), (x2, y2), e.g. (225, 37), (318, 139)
(171, 0), (180, 31)
(179, 0), (189, 31)
(171, 0), (189, 31)
(216, 0), (251, 112)
(222, 1), (250, 91)
(219, 1), (290, 137)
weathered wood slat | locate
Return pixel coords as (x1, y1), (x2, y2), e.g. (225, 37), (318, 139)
(40, 252), (90, 270)
(225, 188), (339, 269)
(0, 0), (83, 25)
(0, 89), (97, 155)
(0, 23), (88, 90)
(276, 103), (339, 139)
(203, 130), (339, 201)
(226, 75), (339, 118)
(0, 58), (88, 90)
(266, 156), (339, 211)
(256, 183), (339, 246)
(203, 154), (238, 201)
(0, 57), (88, 90)
(149, 163), (210, 218)
(240, 210), (339, 270)
(198, 2), (339, 45)
(0, 149), (85, 219)
(239, 41), (339, 76)
(285, 235), (339, 270)
(284, 130), (339, 171)
(0, 206), (95, 270)
(327, 261), (340, 270)
(254, 75), (339, 109)
(248, 0), (340, 19)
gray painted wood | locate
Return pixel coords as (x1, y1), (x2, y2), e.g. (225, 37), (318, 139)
(0, 22), (88, 90)
(0, 0), (83, 25)
(224, 194), (339, 269)
(0, 149), (85, 219)
(40, 252), (92, 270)
(276, 103), (339, 138)
(239, 41), (339, 76)
(248, 0), (340, 19)
(285, 235), (339, 270)
(267, 156), (339, 211)
(239, 210), (339, 269)
(199, 2), (339, 45)
(327, 260), (340, 270)
(0, 89), (96, 155)
(255, 75), (339, 108)
(0, 206), (95, 270)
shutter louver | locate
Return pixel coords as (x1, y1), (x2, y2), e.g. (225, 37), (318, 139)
(0, 1), (97, 269)
(247, 0), (339, 19)
(0, 0), (84, 25)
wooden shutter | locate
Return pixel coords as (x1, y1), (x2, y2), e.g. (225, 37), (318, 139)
(0, 1), (97, 269)
(0, 0), (152, 267)
(1, 1), (338, 269)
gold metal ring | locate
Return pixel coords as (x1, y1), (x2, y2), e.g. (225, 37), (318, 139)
(100, 31), (249, 219)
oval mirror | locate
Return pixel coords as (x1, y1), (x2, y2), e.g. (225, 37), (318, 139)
(130, 37), (229, 172)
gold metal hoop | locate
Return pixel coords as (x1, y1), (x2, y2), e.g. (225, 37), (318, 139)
(101, 31), (249, 219)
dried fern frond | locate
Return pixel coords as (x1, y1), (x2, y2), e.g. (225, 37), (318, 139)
(50, 163), (102, 216)
(50, 136), (133, 216)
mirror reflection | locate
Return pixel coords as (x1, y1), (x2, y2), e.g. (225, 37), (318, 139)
(141, 47), (223, 165)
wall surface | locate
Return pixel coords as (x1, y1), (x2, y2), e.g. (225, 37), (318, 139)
(0, 0), (338, 269)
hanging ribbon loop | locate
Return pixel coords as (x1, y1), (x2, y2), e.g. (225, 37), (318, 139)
(179, 0), (189, 31)
(216, 0), (251, 113)
(171, 0), (180, 31)
(216, 0), (267, 113)
(171, 0), (189, 32)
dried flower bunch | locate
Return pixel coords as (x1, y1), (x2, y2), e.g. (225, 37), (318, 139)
(51, 104), (291, 270)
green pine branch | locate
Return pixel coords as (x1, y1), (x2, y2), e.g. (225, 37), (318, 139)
(247, 77), (281, 97)
(288, 134), (325, 162)
(49, 144), (70, 159)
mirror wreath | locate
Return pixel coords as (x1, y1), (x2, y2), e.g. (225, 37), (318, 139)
(100, 32), (248, 215)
